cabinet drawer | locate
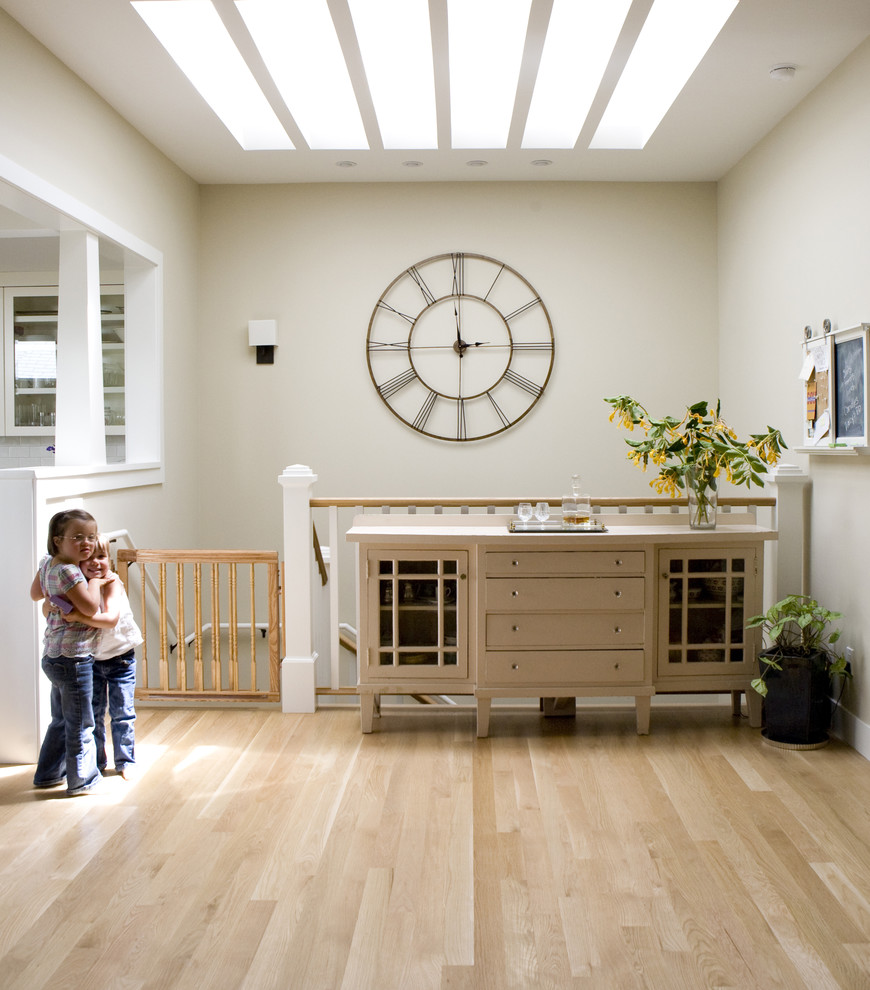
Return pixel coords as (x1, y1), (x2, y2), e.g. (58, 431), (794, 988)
(486, 576), (644, 611)
(486, 611), (644, 647)
(485, 551), (644, 577)
(483, 650), (644, 685)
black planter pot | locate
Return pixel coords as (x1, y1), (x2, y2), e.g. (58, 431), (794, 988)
(759, 647), (832, 746)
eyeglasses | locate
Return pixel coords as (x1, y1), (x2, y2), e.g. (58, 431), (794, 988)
(61, 534), (97, 544)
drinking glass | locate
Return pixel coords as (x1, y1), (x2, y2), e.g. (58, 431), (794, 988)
(517, 502), (533, 522)
(534, 501), (550, 522)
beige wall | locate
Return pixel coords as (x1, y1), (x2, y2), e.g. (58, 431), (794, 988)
(198, 180), (719, 550)
(0, 8), (200, 551)
(719, 37), (870, 738)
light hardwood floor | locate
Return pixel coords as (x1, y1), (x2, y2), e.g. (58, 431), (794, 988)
(2, 705), (870, 990)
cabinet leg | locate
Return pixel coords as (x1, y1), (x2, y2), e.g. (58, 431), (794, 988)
(476, 697), (492, 738)
(746, 687), (762, 728)
(360, 693), (375, 733)
(635, 696), (651, 735)
(731, 690), (742, 717)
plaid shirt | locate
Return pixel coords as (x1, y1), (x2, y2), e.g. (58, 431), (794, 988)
(38, 556), (99, 659)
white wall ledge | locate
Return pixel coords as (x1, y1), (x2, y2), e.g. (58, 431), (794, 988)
(0, 462), (163, 494)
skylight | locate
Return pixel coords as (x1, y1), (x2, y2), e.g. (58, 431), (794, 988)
(349, 0), (437, 150)
(523, 0), (633, 149)
(235, 0), (368, 150)
(130, 0), (742, 156)
(131, 0), (293, 151)
(448, 0), (532, 149)
(590, 0), (740, 149)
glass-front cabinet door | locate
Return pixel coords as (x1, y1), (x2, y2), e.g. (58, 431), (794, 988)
(3, 286), (125, 436)
(658, 547), (760, 678)
(364, 550), (468, 679)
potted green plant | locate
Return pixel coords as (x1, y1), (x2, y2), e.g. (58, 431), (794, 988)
(746, 595), (851, 746)
(604, 396), (786, 528)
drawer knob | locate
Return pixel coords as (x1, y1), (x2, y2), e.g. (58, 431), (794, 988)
(614, 663), (620, 670)
(512, 625), (520, 632)
(615, 558), (623, 566)
(614, 626), (622, 634)
(614, 589), (622, 598)
(511, 663), (519, 670)
(512, 560), (520, 567)
(511, 590), (519, 597)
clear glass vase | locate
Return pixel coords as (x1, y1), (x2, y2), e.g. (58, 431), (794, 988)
(686, 467), (718, 529)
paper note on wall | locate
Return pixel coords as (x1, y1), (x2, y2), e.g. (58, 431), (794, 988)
(811, 341), (829, 374)
(811, 409), (831, 444)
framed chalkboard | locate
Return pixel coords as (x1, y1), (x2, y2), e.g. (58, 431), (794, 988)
(833, 325), (869, 445)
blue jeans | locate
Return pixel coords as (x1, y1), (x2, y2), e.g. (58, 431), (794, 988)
(34, 655), (100, 793)
(92, 650), (137, 770)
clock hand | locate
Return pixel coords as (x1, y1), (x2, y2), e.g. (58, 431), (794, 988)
(454, 300), (465, 357)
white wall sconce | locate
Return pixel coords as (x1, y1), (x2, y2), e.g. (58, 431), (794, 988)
(248, 319), (277, 364)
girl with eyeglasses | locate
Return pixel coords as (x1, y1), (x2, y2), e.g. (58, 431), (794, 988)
(29, 508), (116, 796)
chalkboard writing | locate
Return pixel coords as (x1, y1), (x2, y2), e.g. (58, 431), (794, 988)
(835, 335), (865, 439)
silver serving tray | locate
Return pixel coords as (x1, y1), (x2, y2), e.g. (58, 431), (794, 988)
(508, 519), (608, 533)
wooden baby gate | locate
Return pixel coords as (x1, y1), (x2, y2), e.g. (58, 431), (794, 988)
(117, 549), (282, 703)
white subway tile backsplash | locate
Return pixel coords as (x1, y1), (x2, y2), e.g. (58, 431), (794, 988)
(0, 435), (125, 468)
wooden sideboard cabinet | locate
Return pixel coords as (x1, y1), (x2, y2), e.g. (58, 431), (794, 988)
(347, 515), (774, 737)
(477, 548), (653, 737)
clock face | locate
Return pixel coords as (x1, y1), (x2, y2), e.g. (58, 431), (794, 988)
(366, 253), (555, 441)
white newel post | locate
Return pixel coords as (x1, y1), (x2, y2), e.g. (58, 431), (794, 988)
(279, 464), (318, 713)
(765, 464), (811, 602)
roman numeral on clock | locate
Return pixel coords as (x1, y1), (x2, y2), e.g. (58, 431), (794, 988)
(413, 390), (438, 431)
(378, 368), (416, 399)
(504, 297), (542, 323)
(485, 390), (511, 428)
(376, 300), (416, 325)
(406, 266), (436, 305)
(451, 253), (465, 297)
(504, 369), (543, 396)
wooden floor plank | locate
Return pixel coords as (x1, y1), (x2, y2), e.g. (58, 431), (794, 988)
(2, 706), (870, 989)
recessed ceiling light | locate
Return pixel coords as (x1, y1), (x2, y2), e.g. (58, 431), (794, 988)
(449, 0), (532, 149)
(531, 159), (553, 166)
(402, 161), (424, 167)
(591, 0), (739, 150)
(336, 160), (358, 167)
(523, 0), (632, 149)
(349, 0), (437, 149)
(466, 160), (489, 167)
(235, 0), (368, 149)
(131, 0), (293, 150)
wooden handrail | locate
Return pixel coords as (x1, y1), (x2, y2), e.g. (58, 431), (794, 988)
(310, 495), (776, 508)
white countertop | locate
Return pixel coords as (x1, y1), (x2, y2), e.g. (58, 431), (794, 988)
(346, 513), (777, 546)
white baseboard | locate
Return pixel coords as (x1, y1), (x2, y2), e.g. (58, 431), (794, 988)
(831, 704), (870, 760)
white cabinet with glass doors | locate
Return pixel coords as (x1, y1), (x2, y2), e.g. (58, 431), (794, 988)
(2, 285), (125, 436)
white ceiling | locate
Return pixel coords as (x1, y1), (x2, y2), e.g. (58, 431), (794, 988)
(2, 0), (870, 189)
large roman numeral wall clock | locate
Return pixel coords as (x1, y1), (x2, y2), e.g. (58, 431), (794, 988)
(366, 252), (555, 442)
